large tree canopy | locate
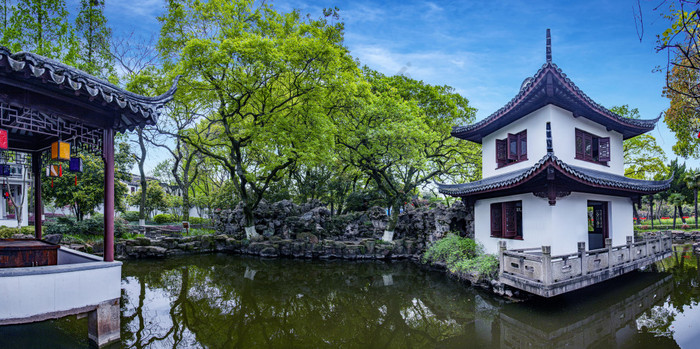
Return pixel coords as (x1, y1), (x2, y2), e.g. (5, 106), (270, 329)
(610, 105), (667, 179)
(158, 0), (359, 238)
(334, 69), (480, 239)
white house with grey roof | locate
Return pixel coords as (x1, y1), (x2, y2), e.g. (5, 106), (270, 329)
(437, 30), (672, 257)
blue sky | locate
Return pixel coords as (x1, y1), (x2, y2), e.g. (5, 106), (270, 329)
(95, 0), (696, 171)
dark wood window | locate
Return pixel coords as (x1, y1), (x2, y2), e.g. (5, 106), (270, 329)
(490, 201), (523, 239)
(575, 129), (610, 165)
(496, 130), (526, 168)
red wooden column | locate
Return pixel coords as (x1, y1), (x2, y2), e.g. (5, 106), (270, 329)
(32, 152), (42, 239)
(103, 129), (115, 262)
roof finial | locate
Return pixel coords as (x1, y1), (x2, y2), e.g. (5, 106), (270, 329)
(546, 28), (552, 63)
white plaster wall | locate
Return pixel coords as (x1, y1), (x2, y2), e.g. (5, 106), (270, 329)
(475, 192), (634, 256)
(548, 105), (625, 175)
(482, 106), (552, 178)
(0, 261), (122, 321)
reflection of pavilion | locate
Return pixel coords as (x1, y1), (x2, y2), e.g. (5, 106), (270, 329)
(473, 273), (675, 348)
(0, 47), (176, 346)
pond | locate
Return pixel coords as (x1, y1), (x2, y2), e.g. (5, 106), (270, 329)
(1, 248), (699, 348)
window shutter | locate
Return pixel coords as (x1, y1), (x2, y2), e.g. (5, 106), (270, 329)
(519, 131), (527, 161)
(598, 137), (610, 162)
(584, 133), (593, 161)
(507, 134), (518, 160)
(575, 129), (584, 159)
(503, 202), (517, 238)
(490, 203), (502, 237)
(496, 139), (506, 166)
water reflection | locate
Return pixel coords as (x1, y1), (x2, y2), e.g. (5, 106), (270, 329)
(1, 250), (699, 348)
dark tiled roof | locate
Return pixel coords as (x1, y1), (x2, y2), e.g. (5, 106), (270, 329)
(451, 63), (660, 143)
(0, 46), (178, 132)
(437, 154), (672, 196)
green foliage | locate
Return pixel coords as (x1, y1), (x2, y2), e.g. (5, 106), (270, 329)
(422, 234), (479, 264)
(422, 234), (498, 280)
(159, 0), (359, 231)
(121, 211), (140, 222)
(0, 0), (70, 58)
(0, 225), (33, 238)
(610, 105), (668, 180)
(153, 213), (175, 224)
(42, 144), (134, 221)
(128, 180), (168, 219)
(44, 216), (129, 237)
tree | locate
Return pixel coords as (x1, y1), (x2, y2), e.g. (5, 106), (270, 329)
(669, 192), (687, 228)
(610, 105), (668, 179)
(684, 169), (700, 227)
(69, 0), (113, 78)
(0, 0), (70, 59)
(42, 142), (134, 221)
(158, 0), (358, 239)
(128, 180), (168, 220)
(334, 69), (481, 241)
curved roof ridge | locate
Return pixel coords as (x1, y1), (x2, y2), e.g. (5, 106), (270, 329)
(451, 62), (660, 142)
(0, 46), (179, 131)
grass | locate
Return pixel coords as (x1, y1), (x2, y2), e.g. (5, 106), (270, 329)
(423, 233), (499, 280)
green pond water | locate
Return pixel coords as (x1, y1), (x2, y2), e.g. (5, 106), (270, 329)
(1, 249), (700, 348)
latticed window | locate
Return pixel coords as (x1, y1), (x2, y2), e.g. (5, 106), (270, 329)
(496, 130), (527, 168)
(575, 129), (610, 165)
(490, 201), (523, 239)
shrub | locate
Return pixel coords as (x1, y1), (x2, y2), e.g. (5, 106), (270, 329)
(153, 213), (174, 224)
(188, 217), (211, 225)
(121, 211), (140, 222)
(422, 233), (479, 265)
(422, 233), (498, 280)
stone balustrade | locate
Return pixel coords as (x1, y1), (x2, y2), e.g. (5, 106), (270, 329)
(498, 234), (673, 297)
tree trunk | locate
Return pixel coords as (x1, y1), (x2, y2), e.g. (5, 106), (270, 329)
(243, 204), (260, 240)
(632, 204), (640, 225)
(673, 206), (678, 229)
(650, 196), (654, 229)
(138, 129), (147, 226)
(679, 206), (687, 223)
(695, 189), (698, 229)
(182, 190), (190, 221)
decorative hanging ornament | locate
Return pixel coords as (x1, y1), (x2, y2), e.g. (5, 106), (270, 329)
(0, 164), (9, 177)
(0, 129), (7, 150)
(51, 141), (70, 161)
(75, 175), (78, 186)
(46, 164), (62, 177)
(69, 157), (83, 172)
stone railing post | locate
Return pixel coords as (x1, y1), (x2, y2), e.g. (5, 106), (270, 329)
(645, 235), (650, 258)
(498, 241), (507, 275)
(578, 242), (587, 276)
(626, 236), (633, 262)
(605, 238), (612, 270)
(541, 245), (552, 285)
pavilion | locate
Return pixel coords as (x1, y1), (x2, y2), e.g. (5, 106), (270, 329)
(0, 46), (177, 346)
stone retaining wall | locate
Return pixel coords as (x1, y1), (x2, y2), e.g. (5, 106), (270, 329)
(114, 235), (426, 261)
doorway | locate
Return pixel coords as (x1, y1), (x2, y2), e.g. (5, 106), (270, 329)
(587, 201), (609, 250)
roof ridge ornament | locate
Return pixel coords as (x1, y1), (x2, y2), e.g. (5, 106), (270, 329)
(546, 28), (552, 63)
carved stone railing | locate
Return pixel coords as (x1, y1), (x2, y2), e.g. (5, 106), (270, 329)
(498, 234), (672, 297)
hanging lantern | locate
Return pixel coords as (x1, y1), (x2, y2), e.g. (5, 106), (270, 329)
(47, 164), (62, 177)
(0, 129), (7, 150)
(51, 141), (70, 161)
(0, 164), (10, 176)
(69, 157), (83, 172)
(2, 191), (8, 199)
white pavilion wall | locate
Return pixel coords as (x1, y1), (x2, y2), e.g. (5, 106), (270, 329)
(475, 192), (633, 256)
(548, 105), (625, 175)
(481, 104), (626, 178)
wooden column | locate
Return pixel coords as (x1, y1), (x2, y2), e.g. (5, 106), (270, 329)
(32, 152), (42, 240)
(103, 129), (115, 262)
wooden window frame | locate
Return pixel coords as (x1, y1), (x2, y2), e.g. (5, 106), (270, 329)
(496, 130), (527, 168)
(574, 128), (610, 166)
(490, 201), (523, 240)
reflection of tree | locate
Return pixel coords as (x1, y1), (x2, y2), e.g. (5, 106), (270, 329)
(120, 255), (477, 348)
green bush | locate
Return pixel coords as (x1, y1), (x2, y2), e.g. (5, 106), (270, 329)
(153, 213), (174, 224)
(188, 217), (211, 225)
(121, 211), (140, 222)
(422, 233), (479, 265)
(422, 233), (498, 280)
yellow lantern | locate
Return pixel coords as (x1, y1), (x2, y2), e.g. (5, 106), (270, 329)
(51, 141), (70, 161)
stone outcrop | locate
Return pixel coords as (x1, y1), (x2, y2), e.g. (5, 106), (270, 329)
(212, 199), (473, 243)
